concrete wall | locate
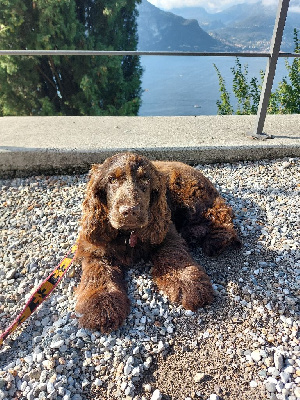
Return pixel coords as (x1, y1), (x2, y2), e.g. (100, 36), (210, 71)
(0, 115), (299, 177)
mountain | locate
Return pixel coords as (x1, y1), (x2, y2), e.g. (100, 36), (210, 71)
(137, 0), (234, 52)
(170, 3), (260, 30)
(170, 2), (300, 52)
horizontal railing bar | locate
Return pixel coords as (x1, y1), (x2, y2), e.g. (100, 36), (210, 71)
(0, 50), (299, 58)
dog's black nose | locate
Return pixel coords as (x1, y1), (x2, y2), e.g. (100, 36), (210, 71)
(119, 204), (141, 217)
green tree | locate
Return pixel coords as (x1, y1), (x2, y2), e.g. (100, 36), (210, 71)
(269, 29), (300, 114)
(213, 63), (233, 115)
(214, 58), (264, 115)
(0, 0), (142, 116)
(214, 29), (300, 115)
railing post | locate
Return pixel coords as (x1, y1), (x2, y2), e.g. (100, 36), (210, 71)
(250, 0), (290, 139)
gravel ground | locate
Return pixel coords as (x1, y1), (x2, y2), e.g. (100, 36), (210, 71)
(0, 157), (299, 400)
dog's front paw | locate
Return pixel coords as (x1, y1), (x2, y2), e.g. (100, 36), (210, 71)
(202, 232), (242, 256)
(76, 289), (130, 333)
(154, 265), (213, 311)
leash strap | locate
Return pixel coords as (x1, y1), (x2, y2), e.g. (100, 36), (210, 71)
(0, 243), (78, 347)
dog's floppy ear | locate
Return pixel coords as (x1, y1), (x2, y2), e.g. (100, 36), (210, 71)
(80, 164), (117, 244)
(139, 166), (171, 244)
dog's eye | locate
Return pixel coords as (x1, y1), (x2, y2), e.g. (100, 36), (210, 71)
(140, 176), (150, 187)
(139, 176), (150, 192)
(138, 173), (150, 183)
(108, 176), (118, 184)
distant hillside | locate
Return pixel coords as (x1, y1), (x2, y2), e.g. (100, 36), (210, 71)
(137, 0), (234, 52)
(170, 2), (300, 51)
(170, 3), (258, 30)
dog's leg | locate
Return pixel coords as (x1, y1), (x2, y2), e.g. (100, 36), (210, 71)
(151, 225), (213, 311)
(201, 197), (241, 256)
(75, 259), (130, 333)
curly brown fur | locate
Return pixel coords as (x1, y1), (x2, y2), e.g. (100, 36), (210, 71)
(154, 161), (241, 253)
(75, 153), (241, 332)
(151, 224), (214, 310)
(76, 258), (130, 333)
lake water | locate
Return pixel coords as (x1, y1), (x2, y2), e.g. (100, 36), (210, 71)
(138, 56), (289, 116)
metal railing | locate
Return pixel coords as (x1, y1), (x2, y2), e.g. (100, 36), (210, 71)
(0, 0), (299, 139)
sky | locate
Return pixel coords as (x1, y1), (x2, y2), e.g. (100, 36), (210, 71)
(148, 0), (300, 13)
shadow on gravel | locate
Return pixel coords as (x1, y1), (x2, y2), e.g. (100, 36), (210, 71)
(133, 192), (299, 400)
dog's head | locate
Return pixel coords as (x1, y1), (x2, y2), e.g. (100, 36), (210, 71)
(81, 153), (171, 245)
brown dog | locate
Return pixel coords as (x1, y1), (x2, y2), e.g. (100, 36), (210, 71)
(75, 153), (241, 332)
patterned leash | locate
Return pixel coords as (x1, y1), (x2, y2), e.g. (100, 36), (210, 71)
(0, 243), (78, 347)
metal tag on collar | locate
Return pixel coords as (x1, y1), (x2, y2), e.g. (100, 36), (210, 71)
(129, 231), (138, 248)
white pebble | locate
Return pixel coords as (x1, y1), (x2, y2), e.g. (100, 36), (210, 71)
(274, 352), (284, 370)
(124, 363), (132, 376)
(185, 310), (194, 317)
(209, 394), (219, 400)
(50, 339), (64, 349)
(93, 378), (102, 387)
(151, 389), (162, 400)
(251, 349), (261, 362)
(132, 366), (140, 377)
(144, 384), (152, 392)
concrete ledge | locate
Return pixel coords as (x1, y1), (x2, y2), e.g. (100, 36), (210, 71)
(0, 115), (299, 177)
